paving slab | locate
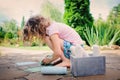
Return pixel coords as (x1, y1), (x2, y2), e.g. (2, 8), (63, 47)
(0, 47), (120, 80)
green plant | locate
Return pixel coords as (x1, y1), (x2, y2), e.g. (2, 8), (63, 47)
(107, 3), (120, 45)
(31, 42), (39, 47)
(109, 27), (120, 45)
(83, 26), (98, 46)
(95, 21), (113, 45)
(0, 26), (6, 39)
(5, 32), (14, 39)
(21, 16), (25, 29)
(84, 20), (120, 46)
(107, 3), (120, 25)
(0, 19), (20, 46)
(2, 20), (18, 35)
(64, 0), (94, 39)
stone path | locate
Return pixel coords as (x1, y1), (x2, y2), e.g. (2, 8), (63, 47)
(0, 47), (120, 80)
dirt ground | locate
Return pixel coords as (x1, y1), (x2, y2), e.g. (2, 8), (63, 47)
(0, 46), (120, 80)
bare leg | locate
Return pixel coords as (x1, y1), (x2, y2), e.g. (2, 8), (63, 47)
(55, 55), (70, 67)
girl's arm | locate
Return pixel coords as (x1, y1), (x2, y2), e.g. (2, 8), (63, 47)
(42, 34), (63, 64)
(50, 34), (63, 56)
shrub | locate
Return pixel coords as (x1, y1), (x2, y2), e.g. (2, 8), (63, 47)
(31, 42), (39, 47)
(64, 0), (94, 39)
(5, 32), (14, 39)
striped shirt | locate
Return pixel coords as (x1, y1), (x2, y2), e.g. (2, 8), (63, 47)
(46, 21), (83, 45)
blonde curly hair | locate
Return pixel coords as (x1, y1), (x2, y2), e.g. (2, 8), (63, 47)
(23, 15), (51, 41)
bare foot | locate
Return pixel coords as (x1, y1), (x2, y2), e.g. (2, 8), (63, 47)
(55, 60), (71, 67)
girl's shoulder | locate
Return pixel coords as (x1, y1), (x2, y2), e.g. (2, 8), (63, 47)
(47, 21), (57, 29)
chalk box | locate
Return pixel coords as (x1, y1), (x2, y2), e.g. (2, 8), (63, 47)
(70, 55), (106, 77)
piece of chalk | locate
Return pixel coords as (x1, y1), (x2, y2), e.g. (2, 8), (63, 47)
(41, 66), (67, 75)
(16, 62), (37, 66)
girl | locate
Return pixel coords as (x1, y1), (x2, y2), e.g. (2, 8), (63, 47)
(23, 15), (84, 67)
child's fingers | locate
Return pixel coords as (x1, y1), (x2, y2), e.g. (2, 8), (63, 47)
(42, 58), (51, 64)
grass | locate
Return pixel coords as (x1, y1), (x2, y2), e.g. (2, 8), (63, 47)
(1, 45), (51, 51)
(18, 46), (51, 51)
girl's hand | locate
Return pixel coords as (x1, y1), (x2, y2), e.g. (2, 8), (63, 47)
(42, 57), (52, 65)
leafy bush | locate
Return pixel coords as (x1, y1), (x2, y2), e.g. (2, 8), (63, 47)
(107, 3), (120, 45)
(64, 0), (93, 39)
(41, 0), (63, 22)
(5, 32), (14, 39)
(0, 19), (19, 46)
(0, 27), (6, 39)
(2, 20), (18, 35)
(31, 42), (39, 47)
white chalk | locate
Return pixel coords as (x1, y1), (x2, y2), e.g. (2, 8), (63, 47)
(70, 45), (89, 58)
(16, 62), (37, 66)
(70, 46), (76, 56)
(93, 45), (100, 56)
(41, 66), (67, 75)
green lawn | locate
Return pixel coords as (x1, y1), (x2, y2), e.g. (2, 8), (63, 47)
(19, 46), (51, 51)
(4, 45), (51, 51)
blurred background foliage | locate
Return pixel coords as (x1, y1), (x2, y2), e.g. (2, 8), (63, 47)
(41, 0), (63, 22)
(0, 0), (120, 47)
